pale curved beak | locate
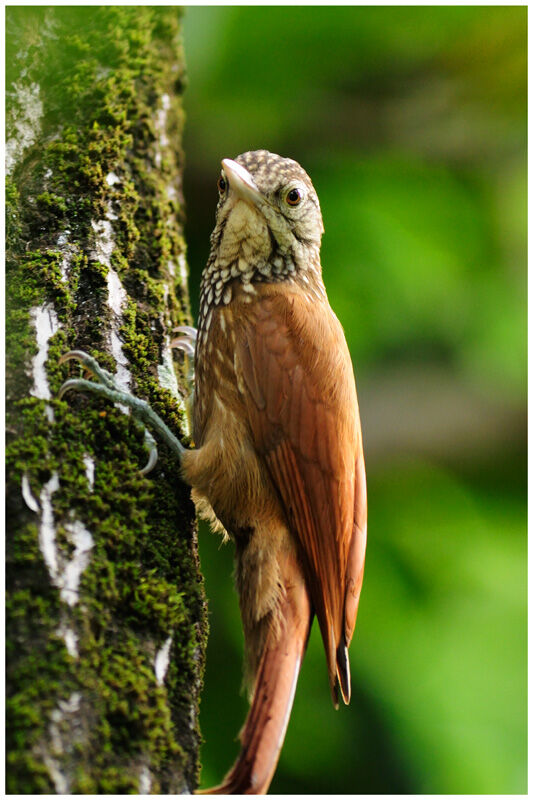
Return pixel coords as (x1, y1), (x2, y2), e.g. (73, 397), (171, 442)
(221, 158), (264, 207)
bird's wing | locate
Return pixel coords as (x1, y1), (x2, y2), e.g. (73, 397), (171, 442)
(234, 287), (366, 704)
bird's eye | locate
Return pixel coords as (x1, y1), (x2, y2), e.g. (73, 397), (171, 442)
(285, 187), (302, 206)
(218, 175), (227, 195)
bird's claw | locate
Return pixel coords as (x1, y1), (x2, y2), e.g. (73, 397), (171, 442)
(173, 325), (197, 340)
(58, 350), (116, 389)
(58, 350), (184, 474)
(140, 429), (158, 475)
(171, 325), (196, 396)
(171, 325), (197, 356)
(171, 337), (195, 357)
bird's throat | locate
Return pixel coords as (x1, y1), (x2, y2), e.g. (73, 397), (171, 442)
(217, 200), (271, 271)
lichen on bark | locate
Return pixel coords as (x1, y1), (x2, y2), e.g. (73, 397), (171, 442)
(6, 7), (206, 794)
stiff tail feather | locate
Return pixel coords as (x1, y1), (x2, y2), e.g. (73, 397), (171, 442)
(199, 554), (311, 795)
(336, 641), (351, 705)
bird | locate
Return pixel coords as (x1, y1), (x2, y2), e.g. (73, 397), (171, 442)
(181, 150), (367, 793)
(59, 150), (367, 795)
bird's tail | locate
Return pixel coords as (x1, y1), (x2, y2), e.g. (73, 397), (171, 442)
(199, 551), (312, 795)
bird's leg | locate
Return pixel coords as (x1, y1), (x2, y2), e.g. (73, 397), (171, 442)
(58, 350), (186, 475)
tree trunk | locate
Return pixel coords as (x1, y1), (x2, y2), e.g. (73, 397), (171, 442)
(6, 7), (206, 793)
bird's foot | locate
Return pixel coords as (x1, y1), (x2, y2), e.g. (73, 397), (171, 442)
(58, 350), (185, 474)
(171, 325), (196, 390)
(171, 325), (197, 433)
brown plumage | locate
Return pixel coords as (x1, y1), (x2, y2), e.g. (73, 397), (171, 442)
(181, 150), (367, 793)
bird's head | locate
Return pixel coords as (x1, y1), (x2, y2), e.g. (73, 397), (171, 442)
(211, 150), (324, 276)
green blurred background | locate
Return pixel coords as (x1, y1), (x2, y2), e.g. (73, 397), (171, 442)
(181, 6), (527, 795)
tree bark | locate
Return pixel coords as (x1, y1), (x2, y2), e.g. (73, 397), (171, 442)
(6, 7), (206, 793)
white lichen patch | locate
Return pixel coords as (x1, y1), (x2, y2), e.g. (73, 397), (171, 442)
(57, 691), (81, 716)
(92, 210), (132, 397)
(139, 765), (153, 794)
(39, 471), (61, 578)
(26, 295), (95, 668)
(6, 81), (43, 175)
(105, 171), (120, 186)
(91, 218), (115, 269)
(107, 270), (131, 396)
(107, 264), (131, 396)
(29, 304), (61, 423)
(28, 462), (95, 665)
(83, 454), (95, 492)
(60, 519), (94, 607)
(38, 472), (95, 606)
(56, 230), (73, 283)
(41, 692), (82, 793)
(154, 93), (171, 168)
(106, 265), (128, 316)
(178, 253), (188, 286)
(57, 621), (79, 660)
(41, 751), (69, 795)
(21, 472), (40, 513)
(110, 329), (131, 397)
(154, 635), (173, 685)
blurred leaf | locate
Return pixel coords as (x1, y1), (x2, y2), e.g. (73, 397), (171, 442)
(356, 461), (526, 793)
(317, 155), (489, 367)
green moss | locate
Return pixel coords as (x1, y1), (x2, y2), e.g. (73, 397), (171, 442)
(6, 586), (76, 794)
(36, 191), (68, 216)
(6, 6), (206, 794)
